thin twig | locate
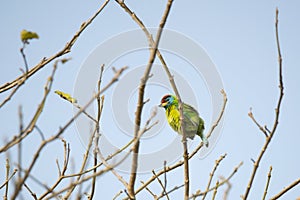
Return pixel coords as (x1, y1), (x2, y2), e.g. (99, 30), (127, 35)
(157, 184), (185, 200)
(20, 42), (29, 73)
(12, 166), (51, 192)
(36, 140), (70, 200)
(62, 127), (97, 199)
(98, 139), (130, 189)
(262, 166), (272, 200)
(202, 153), (227, 200)
(4, 159), (10, 200)
(98, 108), (158, 191)
(152, 170), (170, 200)
(24, 182), (38, 200)
(0, 80), (25, 108)
(100, 66), (128, 94)
(18, 105), (24, 182)
(89, 65), (105, 200)
(73, 103), (97, 124)
(72, 65), (125, 125)
(0, 168), (17, 190)
(34, 125), (45, 141)
(46, 166), (115, 199)
(162, 161), (168, 197)
(46, 148), (130, 199)
(248, 109), (268, 137)
(211, 181), (219, 200)
(190, 161), (243, 199)
(0, 45), (29, 108)
(141, 181), (157, 199)
(270, 177), (300, 200)
(242, 9), (284, 199)
(113, 190), (123, 200)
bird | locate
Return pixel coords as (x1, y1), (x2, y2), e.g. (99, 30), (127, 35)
(159, 94), (208, 147)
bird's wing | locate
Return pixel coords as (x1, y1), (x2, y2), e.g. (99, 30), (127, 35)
(182, 103), (200, 127)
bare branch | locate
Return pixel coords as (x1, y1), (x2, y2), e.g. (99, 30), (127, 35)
(0, 167), (17, 191)
(190, 161), (243, 199)
(162, 161), (168, 197)
(113, 190), (123, 200)
(0, 59), (62, 153)
(126, 1), (174, 198)
(157, 184), (184, 200)
(15, 166), (52, 193)
(100, 66), (128, 94)
(262, 166), (272, 200)
(152, 170), (170, 200)
(248, 108), (268, 137)
(46, 165), (114, 199)
(98, 137), (131, 189)
(211, 181), (220, 200)
(202, 153), (227, 200)
(242, 9), (284, 199)
(36, 140), (70, 199)
(4, 159), (10, 200)
(20, 42), (29, 73)
(24, 183), (38, 200)
(34, 125), (46, 141)
(17, 105), (24, 182)
(62, 127), (97, 199)
(88, 65), (105, 200)
(10, 61), (60, 199)
(0, 46), (31, 108)
(270, 177), (300, 200)
(0, 0), (110, 94)
(140, 181), (157, 199)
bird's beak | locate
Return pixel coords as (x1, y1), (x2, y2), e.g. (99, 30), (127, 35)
(158, 102), (167, 108)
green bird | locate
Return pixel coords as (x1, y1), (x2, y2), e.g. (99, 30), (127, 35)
(159, 94), (208, 147)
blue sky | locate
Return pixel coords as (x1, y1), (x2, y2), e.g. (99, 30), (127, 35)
(1, 0), (300, 199)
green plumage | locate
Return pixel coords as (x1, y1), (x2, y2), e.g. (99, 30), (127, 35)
(159, 94), (208, 147)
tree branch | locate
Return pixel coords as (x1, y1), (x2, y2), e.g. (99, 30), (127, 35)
(202, 154), (227, 200)
(262, 166), (272, 200)
(242, 8), (284, 199)
(126, 0), (174, 199)
(270, 177), (300, 200)
(243, 9), (284, 200)
(0, 0), (110, 94)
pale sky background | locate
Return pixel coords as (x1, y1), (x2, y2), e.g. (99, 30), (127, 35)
(1, 1), (300, 199)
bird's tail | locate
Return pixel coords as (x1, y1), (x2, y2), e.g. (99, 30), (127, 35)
(201, 135), (209, 147)
(197, 119), (208, 147)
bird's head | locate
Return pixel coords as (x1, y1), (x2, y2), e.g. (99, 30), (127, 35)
(159, 94), (177, 109)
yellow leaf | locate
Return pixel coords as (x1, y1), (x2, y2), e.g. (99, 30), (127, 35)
(20, 29), (39, 42)
(55, 90), (77, 104)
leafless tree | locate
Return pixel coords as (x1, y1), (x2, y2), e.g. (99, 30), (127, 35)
(0, 1), (298, 200)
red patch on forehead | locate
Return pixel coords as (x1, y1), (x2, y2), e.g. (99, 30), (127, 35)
(161, 94), (171, 103)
